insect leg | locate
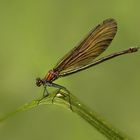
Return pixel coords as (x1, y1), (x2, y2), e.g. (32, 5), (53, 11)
(49, 83), (72, 110)
(51, 88), (61, 104)
(43, 85), (49, 97)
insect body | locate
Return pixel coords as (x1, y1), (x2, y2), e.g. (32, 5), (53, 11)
(36, 18), (138, 97)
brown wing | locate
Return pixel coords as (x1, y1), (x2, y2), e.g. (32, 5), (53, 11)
(53, 18), (117, 75)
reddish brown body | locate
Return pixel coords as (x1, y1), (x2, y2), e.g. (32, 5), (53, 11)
(36, 70), (59, 87)
(44, 70), (59, 82)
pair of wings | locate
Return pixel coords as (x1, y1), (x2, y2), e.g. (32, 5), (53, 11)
(53, 18), (117, 76)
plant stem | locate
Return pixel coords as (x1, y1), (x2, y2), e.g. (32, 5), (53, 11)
(0, 90), (130, 140)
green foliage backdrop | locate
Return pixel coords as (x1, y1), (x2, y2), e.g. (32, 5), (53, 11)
(0, 0), (139, 140)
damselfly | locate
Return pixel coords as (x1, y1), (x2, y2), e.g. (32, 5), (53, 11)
(36, 18), (138, 97)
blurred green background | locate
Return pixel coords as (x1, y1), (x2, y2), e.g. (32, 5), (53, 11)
(0, 0), (139, 140)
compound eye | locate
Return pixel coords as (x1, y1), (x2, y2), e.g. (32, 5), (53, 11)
(36, 77), (42, 87)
